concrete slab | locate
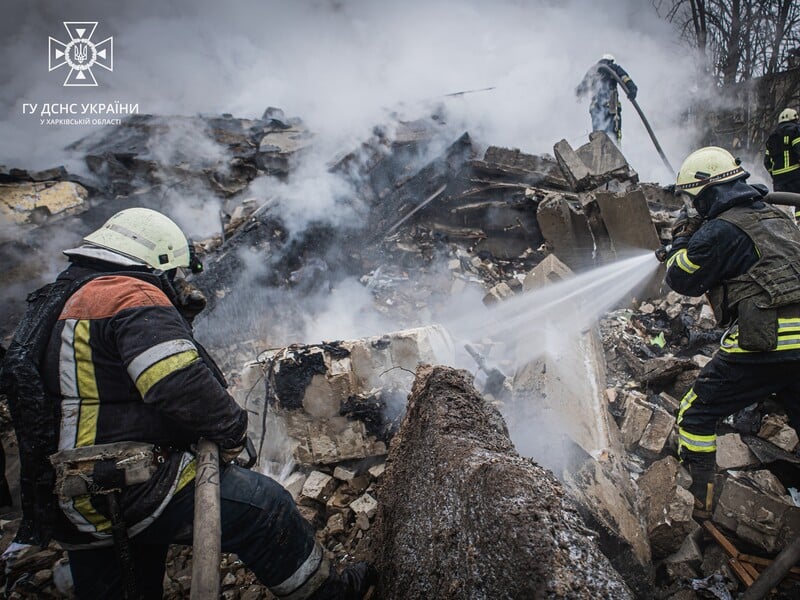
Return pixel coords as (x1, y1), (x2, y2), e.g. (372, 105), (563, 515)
(535, 193), (595, 271)
(576, 131), (637, 182)
(553, 139), (592, 191)
(241, 325), (455, 468)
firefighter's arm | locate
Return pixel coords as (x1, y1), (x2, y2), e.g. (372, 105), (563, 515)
(791, 129), (800, 162)
(112, 289), (247, 449)
(664, 228), (719, 297)
(611, 64), (637, 99)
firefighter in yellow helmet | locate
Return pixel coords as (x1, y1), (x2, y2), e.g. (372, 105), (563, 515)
(661, 147), (800, 516)
(1, 208), (374, 599)
(764, 107), (800, 218)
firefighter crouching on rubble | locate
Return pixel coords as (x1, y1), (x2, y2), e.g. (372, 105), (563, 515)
(0, 208), (373, 599)
(660, 147), (800, 516)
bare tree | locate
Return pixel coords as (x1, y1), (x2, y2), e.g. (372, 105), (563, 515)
(654, 0), (800, 83)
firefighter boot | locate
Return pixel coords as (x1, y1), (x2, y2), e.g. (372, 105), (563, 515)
(686, 453), (716, 520)
(308, 562), (377, 600)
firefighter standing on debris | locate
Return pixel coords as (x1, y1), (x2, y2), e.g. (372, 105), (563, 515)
(659, 147), (800, 515)
(575, 54), (638, 145)
(764, 107), (800, 219)
(0, 208), (373, 599)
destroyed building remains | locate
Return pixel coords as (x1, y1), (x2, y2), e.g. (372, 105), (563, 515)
(2, 106), (800, 600)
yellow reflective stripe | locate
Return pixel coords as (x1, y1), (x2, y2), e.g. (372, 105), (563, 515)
(73, 495), (112, 533)
(772, 163), (800, 175)
(175, 457), (196, 493)
(678, 427), (716, 453)
(720, 319), (800, 353)
(74, 320), (99, 448)
(667, 248), (700, 274)
(677, 388), (697, 424)
(135, 350), (199, 397)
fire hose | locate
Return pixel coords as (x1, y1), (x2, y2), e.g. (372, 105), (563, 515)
(189, 437), (256, 599)
(190, 439), (221, 600)
(597, 64), (675, 175)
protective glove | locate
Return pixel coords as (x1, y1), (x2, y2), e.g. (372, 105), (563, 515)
(671, 208), (703, 242)
(173, 278), (207, 324)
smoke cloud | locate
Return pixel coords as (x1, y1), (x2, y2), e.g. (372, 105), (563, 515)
(2, 1), (713, 464)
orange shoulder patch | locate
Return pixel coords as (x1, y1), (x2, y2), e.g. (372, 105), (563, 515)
(60, 276), (172, 320)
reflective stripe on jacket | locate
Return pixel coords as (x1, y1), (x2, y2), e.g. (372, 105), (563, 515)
(43, 271), (246, 546)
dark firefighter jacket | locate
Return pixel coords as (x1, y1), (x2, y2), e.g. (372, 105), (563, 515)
(41, 261), (247, 547)
(665, 179), (800, 362)
(765, 121), (800, 211)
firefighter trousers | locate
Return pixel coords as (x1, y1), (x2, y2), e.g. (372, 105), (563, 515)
(677, 352), (800, 465)
(68, 464), (318, 599)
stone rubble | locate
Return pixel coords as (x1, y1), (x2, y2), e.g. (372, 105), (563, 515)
(1, 106), (800, 598)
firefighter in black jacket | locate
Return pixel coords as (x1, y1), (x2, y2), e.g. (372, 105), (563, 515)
(764, 107), (800, 218)
(3, 208), (372, 599)
(662, 147), (800, 515)
(575, 54), (638, 144)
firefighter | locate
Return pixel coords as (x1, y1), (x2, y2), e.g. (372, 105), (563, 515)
(575, 54), (638, 144)
(1, 208), (373, 599)
(661, 147), (800, 516)
(764, 107), (800, 219)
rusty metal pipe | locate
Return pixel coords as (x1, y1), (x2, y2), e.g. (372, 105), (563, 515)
(190, 439), (221, 599)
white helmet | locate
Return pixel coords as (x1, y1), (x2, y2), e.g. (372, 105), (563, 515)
(601, 53), (615, 62)
(675, 146), (747, 197)
(779, 108), (798, 123)
(83, 207), (191, 271)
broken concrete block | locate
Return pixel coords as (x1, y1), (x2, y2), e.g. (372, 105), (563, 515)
(553, 139), (592, 191)
(535, 195), (595, 272)
(282, 471), (307, 502)
(638, 404), (676, 457)
(522, 252), (573, 292)
(716, 433), (759, 471)
(575, 131), (637, 183)
(258, 326), (454, 466)
(368, 463), (386, 479)
(325, 512), (347, 536)
(349, 493), (378, 519)
(326, 486), (356, 513)
(637, 457), (698, 558)
(0, 181), (88, 224)
(713, 470), (800, 553)
(620, 394), (654, 450)
(758, 414), (799, 453)
(301, 471), (337, 503)
(333, 466), (357, 482)
(482, 281), (515, 305)
(302, 371), (352, 418)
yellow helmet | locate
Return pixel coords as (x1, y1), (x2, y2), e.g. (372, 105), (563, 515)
(779, 108), (798, 123)
(83, 207), (191, 271)
(675, 146), (747, 198)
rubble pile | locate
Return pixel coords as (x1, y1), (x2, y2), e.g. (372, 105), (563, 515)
(3, 105), (800, 599)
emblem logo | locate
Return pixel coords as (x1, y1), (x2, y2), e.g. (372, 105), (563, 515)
(49, 22), (113, 87)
